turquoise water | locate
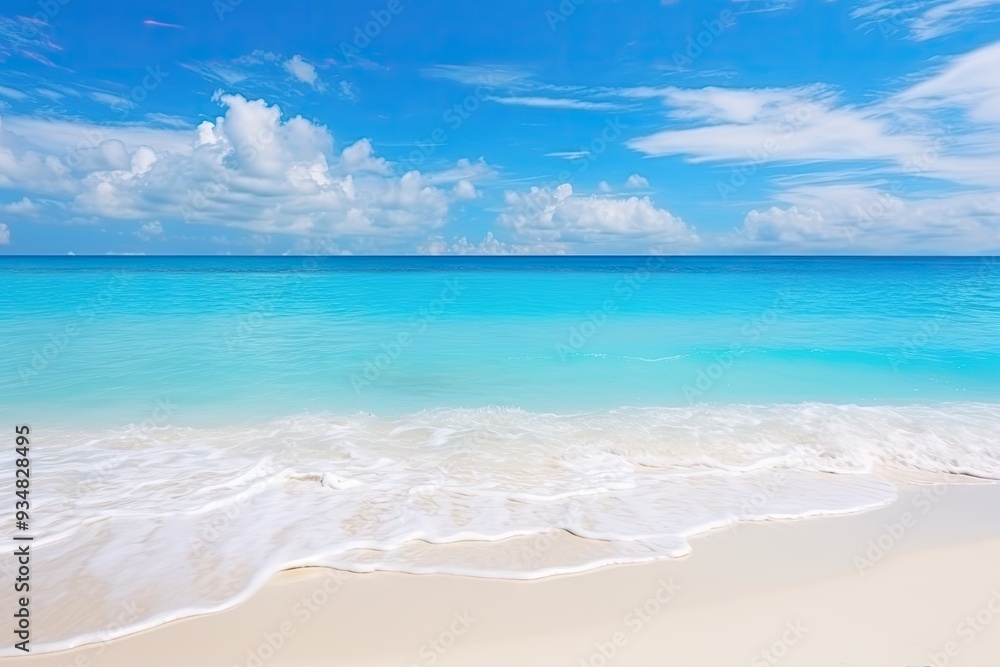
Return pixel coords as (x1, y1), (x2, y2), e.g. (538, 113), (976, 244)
(3, 255), (1000, 654)
(3, 256), (999, 424)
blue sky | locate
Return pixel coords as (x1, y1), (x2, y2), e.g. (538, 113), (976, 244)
(1, 0), (999, 255)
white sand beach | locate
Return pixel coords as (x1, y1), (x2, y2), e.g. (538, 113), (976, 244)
(13, 480), (1000, 667)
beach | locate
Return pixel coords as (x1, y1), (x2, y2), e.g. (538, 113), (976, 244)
(11, 480), (1000, 666)
(3, 0), (1000, 660)
(4, 256), (1000, 664)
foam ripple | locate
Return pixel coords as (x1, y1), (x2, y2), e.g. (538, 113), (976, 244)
(3, 402), (999, 655)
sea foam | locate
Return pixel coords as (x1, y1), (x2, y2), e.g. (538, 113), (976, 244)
(4, 402), (999, 655)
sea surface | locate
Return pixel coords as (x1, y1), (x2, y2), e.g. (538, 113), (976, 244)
(2, 255), (999, 653)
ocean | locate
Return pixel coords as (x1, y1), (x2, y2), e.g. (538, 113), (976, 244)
(2, 255), (999, 653)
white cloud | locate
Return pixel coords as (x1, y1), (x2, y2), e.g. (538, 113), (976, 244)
(144, 112), (192, 128)
(487, 96), (621, 111)
(339, 138), (390, 174)
(627, 42), (1000, 252)
(421, 231), (566, 255)
(180, 62), (248, 86)
(852, 0), (1000, 40)
(143, 19), (184, 29)
(422, 65), (529, 88)
(183, 51), (325, 94)
(0, 86), (27, 100)
(452, 179), (480, 200)
(499, 183), (697, 250)
(0, 223), (8, 244)
(0, 93), (489, 249)
(2, 115), (191, 156)
(626, 173), (649, 188)
(0, 16), (60, 66)
(2, 196), (38, 214)
(627, 85), (926, 166)
(90, 92), (134, 110)
(544, 150), (591, 160)
(598, 180), (612, 193)
(284, 55), (321, 88)
(891, 41), (1000, 123)
(339, 81), (357, 100)
(740, 205), (833, 244)
(734, 184), (1000, 252)
(419, 157), (494, 186)
(134, 221), (163, 240)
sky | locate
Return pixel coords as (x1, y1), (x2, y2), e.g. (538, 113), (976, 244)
(1, 0), (1000, 255)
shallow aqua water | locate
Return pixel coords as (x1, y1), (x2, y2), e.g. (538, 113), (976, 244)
(2, 256), (999, 425)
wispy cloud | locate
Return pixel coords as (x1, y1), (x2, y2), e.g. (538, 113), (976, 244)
(487, 96), (622, 111)
(626, 84), (925, 165)
(683, 40), (1000, 251)
(184, 51), (330, 95)
(424, 64), (622, 112)
(90, 91), (134, 110)
(851, 0), (1000, 39)
(143, 19), (184, 29)
(0, 85), (27, 100)
(144, 112), (193, 129)
(0, 16), (61, 66)
(180, 62), (249, 87)
(422, 64), (530, 88)
(338, 80), (357, 101)
(544, 150), (592, 160)
(735, 0), (800, 14)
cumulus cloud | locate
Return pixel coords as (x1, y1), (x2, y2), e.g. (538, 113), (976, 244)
(621, 41), (1000, 252)
(626, 173), (649, 188)
(0, 222), (9, 244)
(2, 196), (37, 214)
(452, 179), (480, 200)
(339, 137), (390, 174)
(0, 93), (489, 249)
(740, 205), (833, 244)
(734, 184), (1000, 252)
(499, 183), (697, 250)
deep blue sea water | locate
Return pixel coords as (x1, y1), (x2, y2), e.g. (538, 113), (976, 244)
(2, 255), (999, 654)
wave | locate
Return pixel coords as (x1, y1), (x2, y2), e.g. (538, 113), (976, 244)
(4, 402), (999, 655)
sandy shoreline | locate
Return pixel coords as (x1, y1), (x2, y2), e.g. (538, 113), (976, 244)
(10, 481), (1000, 666)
